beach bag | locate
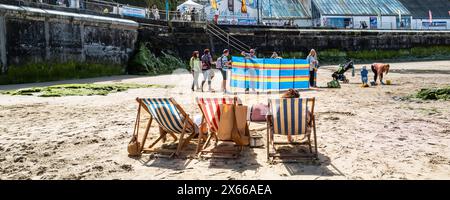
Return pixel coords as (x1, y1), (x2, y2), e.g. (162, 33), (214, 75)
(127, 135), (141, 157)
(233, 105), (250, 146)
(128, 106), (142, 156)
(249, 103), (268, 122)
(217, 104), (250, 146)
(327, 80), (341, 88)
(201, 54), (211, 70)
(217, 104), (234, 141)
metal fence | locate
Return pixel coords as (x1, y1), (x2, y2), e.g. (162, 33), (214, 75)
(12, 0), (208, 23)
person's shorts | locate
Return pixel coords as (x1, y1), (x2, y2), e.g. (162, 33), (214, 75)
(220, 69), (228, 80)
(202, 70), (211, 81)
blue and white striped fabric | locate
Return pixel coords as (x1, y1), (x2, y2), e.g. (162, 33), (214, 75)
(141, 98), (190, 134)
(269, 98), (309, 136)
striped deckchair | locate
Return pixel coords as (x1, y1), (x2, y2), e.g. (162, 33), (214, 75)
(135, 98), (198, 158)
(267, 98), (318, 161)
(196, 97), (243, 158)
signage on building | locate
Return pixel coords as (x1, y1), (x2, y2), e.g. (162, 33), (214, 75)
(370, 17), (377, 29)
(218, 17), (257, 25)
(122, 6), (146, 18)
(423, 21), (447, 29)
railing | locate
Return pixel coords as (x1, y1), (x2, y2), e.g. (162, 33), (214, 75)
(205, 22), (253, 53)
(206, 22), (251, 52)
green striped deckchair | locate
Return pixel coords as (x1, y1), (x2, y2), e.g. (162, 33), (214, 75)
(134, 98), (198, 158)
(267, 98), (318, 161)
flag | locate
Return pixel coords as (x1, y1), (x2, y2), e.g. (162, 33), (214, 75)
(211, 0), (218, 10)
(429, 10), (433, 23)
(242, 0), (247, 13)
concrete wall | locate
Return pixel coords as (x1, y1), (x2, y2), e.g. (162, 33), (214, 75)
(0, 4), (138, 73)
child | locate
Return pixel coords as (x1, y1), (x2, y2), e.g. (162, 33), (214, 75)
(361, 66), (369, 87)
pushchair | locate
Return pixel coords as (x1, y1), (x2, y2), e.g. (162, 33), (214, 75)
(332, 59), (355, 84)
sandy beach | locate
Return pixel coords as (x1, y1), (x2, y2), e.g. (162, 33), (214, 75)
(0, 60), (449, 180)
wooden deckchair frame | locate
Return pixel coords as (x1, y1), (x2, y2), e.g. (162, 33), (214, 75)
(135, 98), (198, 158)
(266, 98), (318, 162)
(196, 97), (244, 159)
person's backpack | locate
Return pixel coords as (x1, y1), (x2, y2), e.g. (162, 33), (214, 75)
(201, 54), (211, 70)
(216, 56), (224, 69)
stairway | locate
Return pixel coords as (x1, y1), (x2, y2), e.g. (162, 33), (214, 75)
(205, 22), (251, 53)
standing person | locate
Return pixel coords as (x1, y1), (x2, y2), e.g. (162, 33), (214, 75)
(190, 51), (201, 91)
(241, 49), (256, 59)
(306, 49), (319, 87)
(152, 5), (159, 20)
(271, 52), (282, 59)
(241, 49), (257, 93)
(217, 49), (232, 94)
(214, 8), (220, 24)
(201, 49), (214, 92)
(191, 7), (196, 22)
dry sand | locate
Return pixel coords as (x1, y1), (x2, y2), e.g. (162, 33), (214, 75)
(0, 60), (449, 180)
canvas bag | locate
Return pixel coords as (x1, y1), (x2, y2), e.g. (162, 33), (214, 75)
(217, 104), (234, 141)
(217, 103), (250, 146)
(128, 105), (142, 156)
(249, 103), (268, 122)
(232, 105), (250, 146)
(127, 135), (141, 157)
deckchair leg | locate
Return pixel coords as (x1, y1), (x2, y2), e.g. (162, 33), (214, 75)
(213, 132), (219, 147)
(313, 116), (318, 159)
(140, 117), (153, 151)
(196, 129), (204, 154)
(173, 120), (188, 157)
(169, 132), (178, 141)
(307, 134), (313, 154)
(203, 133), (213, 150)
(266, 119), (271, 161)
(148, 133), (168, 149)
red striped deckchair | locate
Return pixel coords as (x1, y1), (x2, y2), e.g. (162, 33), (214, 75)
(196, 97), (243, 158)
(266, 98), (318, 162)
(134, 98), (198, 158)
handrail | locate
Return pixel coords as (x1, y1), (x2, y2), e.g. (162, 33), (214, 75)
(206, 24), (248, 52)
(206, 27), (246, 53)
(206, 29), (245, 53)
(207, 22), (251, 50)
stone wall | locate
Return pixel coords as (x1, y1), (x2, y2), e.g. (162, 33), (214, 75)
(137, 22), (450, 60)
(0, 4), (139, 73)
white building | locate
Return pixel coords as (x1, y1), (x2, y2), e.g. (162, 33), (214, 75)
(311, 0), (412, 29)
(398, 0), (450, 30)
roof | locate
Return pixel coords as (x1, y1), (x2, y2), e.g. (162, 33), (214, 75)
(313, 0), (411, 16)
(261, 0), (310, 18)
(397, 0), (450, 19)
